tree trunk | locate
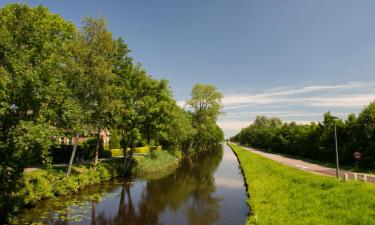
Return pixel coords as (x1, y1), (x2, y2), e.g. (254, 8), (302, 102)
(130, 139), (135, 158)
(125, 138), (136, 175)
(188, 140), (193, 153)
(188, 156), (193, 166)
(123, 141), (128, 176)
(93, 128), (100, 171)
(91, 201), (97, 225)
(66, 134), (79, 177)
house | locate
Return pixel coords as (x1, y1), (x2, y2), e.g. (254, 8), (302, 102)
(100, 128), (110, 146)
(59, 128), (110, 146)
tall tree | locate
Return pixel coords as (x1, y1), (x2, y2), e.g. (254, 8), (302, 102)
(114, 64), (149, 173)
(68, 17), (116, 170)
(187, 84), (224, 151)
(187, 84), (223, 123)
(163, 105), (196, 155)
(356, 101), (375, 167)
(0, 4), (75, 221)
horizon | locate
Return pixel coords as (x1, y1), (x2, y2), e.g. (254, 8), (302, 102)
(2, 0), (375, 138)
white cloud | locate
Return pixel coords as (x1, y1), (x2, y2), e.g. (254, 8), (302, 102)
(177, 81), (374, 138)
(219, 81), (375, 138)
(215, 177), (244, 189)
(306, 95), (374, 107)
(222, 82), (375, 109)
(225, 110), (320, 117)
(176, 100), (186, 107)
(217, 121), (251, 131)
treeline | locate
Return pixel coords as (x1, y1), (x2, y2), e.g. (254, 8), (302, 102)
(230, 101), (375, 169)
(0, 4), (223, 222)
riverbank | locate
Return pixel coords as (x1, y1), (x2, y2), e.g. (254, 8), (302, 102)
(228, 143), (375, 225)
(134, 150), (179, 179)
(3, 150), (178, 224)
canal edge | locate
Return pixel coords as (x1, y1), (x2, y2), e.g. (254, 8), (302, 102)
(226, 142), (253, 219)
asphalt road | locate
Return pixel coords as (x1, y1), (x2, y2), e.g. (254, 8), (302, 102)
(240, 145), (375, 183)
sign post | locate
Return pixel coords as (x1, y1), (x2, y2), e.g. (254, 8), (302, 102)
(353, 151), (362, 169)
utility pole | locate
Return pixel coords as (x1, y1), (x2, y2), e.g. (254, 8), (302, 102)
(334, 120), (339, 179)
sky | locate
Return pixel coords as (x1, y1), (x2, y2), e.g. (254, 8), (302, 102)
(2, 0), (375, 137)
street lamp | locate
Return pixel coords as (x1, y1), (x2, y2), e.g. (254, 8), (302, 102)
(332, 116), (340, 179)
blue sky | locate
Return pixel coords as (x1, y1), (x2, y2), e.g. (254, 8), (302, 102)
(2, 0), (375, 137)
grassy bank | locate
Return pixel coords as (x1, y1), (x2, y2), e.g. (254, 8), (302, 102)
(134, 150), (179, 180)
(5, 151), (178, 224)
(228, 143), (375, 225)
(18, 160), (123, 206)
(3, 160), (123, 223)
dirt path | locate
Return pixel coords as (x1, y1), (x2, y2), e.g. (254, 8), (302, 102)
(239, 145), (375, 183)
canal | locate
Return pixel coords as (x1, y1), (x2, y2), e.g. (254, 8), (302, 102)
(17, 144), (248, 225)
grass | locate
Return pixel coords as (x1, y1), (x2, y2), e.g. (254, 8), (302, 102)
(134, 150), (179, 180)
(228, 143), (375, 225)
(241, 144), (375, 175)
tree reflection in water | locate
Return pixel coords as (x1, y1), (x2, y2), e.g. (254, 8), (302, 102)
(17, 145), (225, 225)
(102, 145), (223, 225)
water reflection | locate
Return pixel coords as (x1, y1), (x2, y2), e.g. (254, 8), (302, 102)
(17, 145), (247, 225)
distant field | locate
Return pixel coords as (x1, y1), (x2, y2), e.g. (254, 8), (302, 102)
(229, 143), (375, 225)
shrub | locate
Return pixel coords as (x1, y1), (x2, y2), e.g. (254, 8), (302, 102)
(134, 150), (178, 180)
(19, 170), (54, 205)
(110, 146), (162, 157)
(97, 163), (111, 180)
(111, 149), (123, 157)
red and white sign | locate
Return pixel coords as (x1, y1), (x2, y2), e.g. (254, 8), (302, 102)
(353, 151), (362, 159)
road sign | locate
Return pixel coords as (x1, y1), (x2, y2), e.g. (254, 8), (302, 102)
(353, 151), (362, 159)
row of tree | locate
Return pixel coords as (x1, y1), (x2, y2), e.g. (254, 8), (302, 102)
(230, 101), (375, 169)
(0, 3), (223, 221)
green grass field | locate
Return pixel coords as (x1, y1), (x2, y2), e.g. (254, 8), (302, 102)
(228, 143), (375, 225)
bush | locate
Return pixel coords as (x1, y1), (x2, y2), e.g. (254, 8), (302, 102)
(17, 160), (122, 209)
(18, 170), (54, 205)
(108, 130), (121, 149)
(134, 150), (178, 179)
(111, 149), (123, 157)
(110, 146), (162, 157)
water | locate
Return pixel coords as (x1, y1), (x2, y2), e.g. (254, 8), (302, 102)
(17, 144), (248, 225)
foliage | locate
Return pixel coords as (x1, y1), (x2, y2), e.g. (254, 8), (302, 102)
(231, 102), (375, 169)
(134, 150), (179, 180)
(186, 84), (224, 154)
(0, 4), (76, 222)
(229, 144), (375, 225)
(1, 159), (122, 223)
(108, 129), (121, 149)
(110, 146), (162, 157)
(18, 161), (120, 206)
(66, 17), (117, 168)
(160, 106), (196, 153)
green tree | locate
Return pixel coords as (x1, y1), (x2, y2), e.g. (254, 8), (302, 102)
(231, 101), (375, 169)
(68, 17), (116, 170)
(164, 106), (196, 155)
(113, 63), (149, 173)
(187, 84), (223, 122)
(187, 84), (224, 152)
(0, 4), (75, 222)
(356, 101), (375, 167)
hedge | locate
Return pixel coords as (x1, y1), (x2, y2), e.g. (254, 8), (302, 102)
(111, 146), (162, 157)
